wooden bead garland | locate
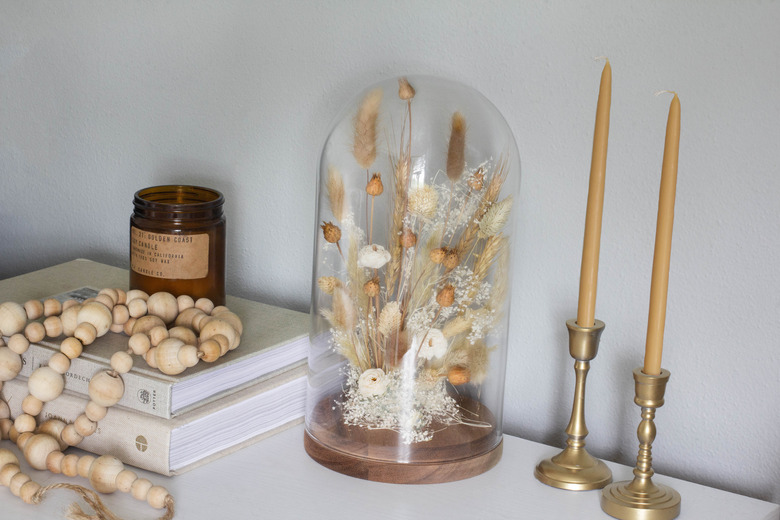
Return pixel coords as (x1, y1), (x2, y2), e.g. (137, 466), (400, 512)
(0, 289), (241, 520)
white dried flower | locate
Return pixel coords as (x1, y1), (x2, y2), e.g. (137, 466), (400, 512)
(408, 185), (439, 218)
(357, 244), (391, 269)
(378, 301), (402, 336)
(358, 368), (389, 397)
(478, 195), (513, 238)
(414, 328), (448, 360)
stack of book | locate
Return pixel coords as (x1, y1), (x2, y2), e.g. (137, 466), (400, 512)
(0, 259), (310, 475)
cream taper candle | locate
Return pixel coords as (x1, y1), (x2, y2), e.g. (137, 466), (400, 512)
(644, 92), (681, 375)
(577, 59), (611, 328)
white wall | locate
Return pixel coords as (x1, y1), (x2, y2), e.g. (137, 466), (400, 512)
(2, 0), (778, 505)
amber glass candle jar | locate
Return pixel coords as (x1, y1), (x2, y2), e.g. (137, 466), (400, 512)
(130, 185), (226, 305)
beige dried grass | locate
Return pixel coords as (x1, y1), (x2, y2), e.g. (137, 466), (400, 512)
(353, 88), (383, 169)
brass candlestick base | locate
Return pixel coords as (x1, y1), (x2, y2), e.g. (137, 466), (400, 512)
(601, 368), (681, 520)
(535, 319), (612, 490)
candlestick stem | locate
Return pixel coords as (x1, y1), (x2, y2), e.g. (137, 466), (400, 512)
(535, 319), (612, 490)
(601, 368), (681, 520)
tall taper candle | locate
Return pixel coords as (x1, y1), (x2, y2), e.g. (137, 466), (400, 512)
(644, 93), (681, 375)
(577, 59), (612, 328)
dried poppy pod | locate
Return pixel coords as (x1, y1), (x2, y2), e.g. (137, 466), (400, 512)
(400, 228), (417, 248)
(363, 277), (380, 298)
(443, 249), (460, 270)
(320, 221), (341, 243)
(447, 365), (471, 386)
(468, 168), (485, 191)
(436, 284), (455, 307)
(398, 77), (416, 100)
(429, 247), (446, 264)
(365, 173), (384, 196)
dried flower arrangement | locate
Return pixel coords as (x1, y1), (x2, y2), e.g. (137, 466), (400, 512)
(315, 77), (515, 444)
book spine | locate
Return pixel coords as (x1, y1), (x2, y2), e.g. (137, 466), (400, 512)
(20, 342), (175, 419)
(2, 378), (174, 475)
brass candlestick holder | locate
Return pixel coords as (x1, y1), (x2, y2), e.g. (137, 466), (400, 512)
(601, 368), (681, 520)
(535, 319), (612, 490)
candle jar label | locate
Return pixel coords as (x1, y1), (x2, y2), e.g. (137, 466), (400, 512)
(130, 227), (209, 280)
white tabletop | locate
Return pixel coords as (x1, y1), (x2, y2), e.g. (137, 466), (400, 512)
(2, 424), (778, 520)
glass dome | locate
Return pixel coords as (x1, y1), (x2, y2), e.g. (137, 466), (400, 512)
(306, 75), (520, 483)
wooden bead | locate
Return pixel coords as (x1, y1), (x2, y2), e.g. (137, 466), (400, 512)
(178, 344), (200, 368)
(28, 366), (65, 402)
(74, 414), (97, 436)
(22, 433), (61, 470)
(61, 299), (80, 311)
(128, 333), (151, 356)
(174, 307), (205, 329)
(48, 352), (71, 374)
(0, 400), (9, 420)
(155, 338), (186, 375)
(43, 316), (63, 337)
(15, 431), (33, 450)
(145, 348), (158, 368)
(0, 448), (19, 470)
(74, 322), (98, 345)
(43, 298), (62, 317)
(109, 323), (125, 334)
(147, 485), (170, 509)
(168, 326), (197, 346)
(124, 289), (149, 303)
(148, 325), (170, 347)
(95, 293), (116, 310)
(21, 395), (43, 416)
(197, 339), (221, 363)
(0, 463), (21, 487)
(131, 477), (153, 501)
(13, 414), (36, 433)
(177, 294), (195, 312)
(98, 288), (119, 306)
(123, 317), (137, 336)
(115, 289), (127, 305)
(38, 419), (68, 450)
(127, 298), (148, 318)
(110, 351), (134, 374)
(23, 300), (44, 320)
(19, 479), (42, 504)
(199, 318), (239, 350)
(112, 304), (130, 325)
(23, 321), (46, 343)
(211, 305), (229, 316)
(191, 311), (210, 332)
(147, 292), (178, 325)
(9, 471), (31, 496)
(0, 347), (22, 381)
(85, 401), (108, 422)
(77, 454), (96, 478)
(116, 469), (138, 493)
(88, 370), (125, 407)
(8, 425), (19, 443)
(212, 334), (230, 355)
(131, 315), (165, 335)
(89, 455), (124, 493)
(60, 304), (82, 336)
(60, 337), (84, 359)
(61, 453), (80, 477)
(212, 310), (243, 336)
(0, 302), (27, 336)
(7, 334), (29, 355)
(1, 419), (14, 441)
(195, 297), (214, 314)
(60, 424), (83, 446)
(77, 302), (113, 337)
(46, 450), (65, 473)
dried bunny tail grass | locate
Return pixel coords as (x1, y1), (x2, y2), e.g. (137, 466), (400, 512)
(477, 196), (513, 239)
(442, 315), (472, 338)
(332, 286), (358, 331)
(353, 88), (383, 169)
(446, 111), (466, 182)
(386, 154), (411, 294)
(378, 300), (402, 336)
(327, 166), (346, 222)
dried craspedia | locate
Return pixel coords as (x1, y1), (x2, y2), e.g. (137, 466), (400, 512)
(468, 168), (485, 191)
(363, 277), (380, 298)
(317, 276), (340, 295)
(400, 228), (417, 248)
(366, 173), (384, 196)
(429, 247), (446, 264)
(398, 77), (416, 100)
(447, 365), (471, 386)
(320, 221), (341, 243)
(443, 249), (459, 270)
(436, 284), (455, 307)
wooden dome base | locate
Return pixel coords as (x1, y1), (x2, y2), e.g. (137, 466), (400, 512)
(304, 392), (503, 484)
